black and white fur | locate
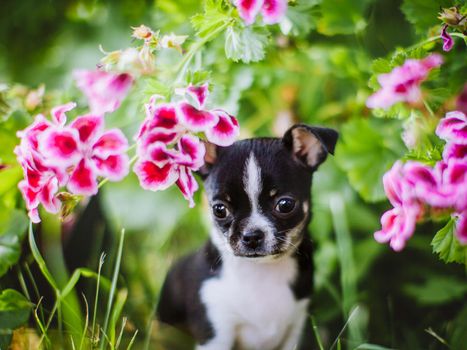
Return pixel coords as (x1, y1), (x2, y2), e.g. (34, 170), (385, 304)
(157, 124), (338, 350)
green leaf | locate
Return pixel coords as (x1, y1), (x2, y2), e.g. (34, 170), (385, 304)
(431, 218), (467, 264)
(355, 344), (396, 350)
(280, 0), (321, 37)
(401, 0), (451, 35)
(191, 0), (231, 38)
(335, 119), (405, 202)
(0, 289), (32, 349)
(185, 70), (212, 86)
(404, 275), (467, 305)
(224, 25), (269, 63)
(0, 209), (28, 277)
(317, 0), (369, 35)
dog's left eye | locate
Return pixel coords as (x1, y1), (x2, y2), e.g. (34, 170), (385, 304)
(212, 203), (229, 219)
(274, 197), (296, 215)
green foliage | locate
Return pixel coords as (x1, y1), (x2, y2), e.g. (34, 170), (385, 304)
(224, 25), (269, 63)
(317, 0), (369, 35)
(0, 289), (32, 349)
(401, 0), (451, 35)
(0, 209), (28, 277)
(280, 0), (320, 37)
(404, 275), (467, 305)
(431, 218), (467, 264)
(191, 0), (232, 38)
(335, 119), (406, 202)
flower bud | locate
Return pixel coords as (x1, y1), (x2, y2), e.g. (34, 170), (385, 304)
(438, 7), (467, 30)
(57, 192), (81, 220)
(131, 25), (153, 40)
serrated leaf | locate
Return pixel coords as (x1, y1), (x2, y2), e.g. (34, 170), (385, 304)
(0, 209), (28, 277)
(191, 0), (231, 38)
(185, 70), (212, 86)
(224, 25), (269, 63)
(401, 0), (451, 35)
(335, 119), (405, 202)
(0, 289), (32, 349)
(431, 218), (467, 264)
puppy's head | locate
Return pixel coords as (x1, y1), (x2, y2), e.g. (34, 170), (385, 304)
(201, 124), (338, 260)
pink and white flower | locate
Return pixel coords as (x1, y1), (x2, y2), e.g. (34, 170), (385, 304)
(436, 111), (467, 144)
(374, 205), (420, 252)
(205, 110), (240, 146)
(40, 114), (129, 196)
(133, 84), (240, 207)
(456, 212), (467, 244)
(234, 0), (288, 26)
(74, 69), (133, 115)
(16, 102), (130, 222)
(366, 54), (443, 110)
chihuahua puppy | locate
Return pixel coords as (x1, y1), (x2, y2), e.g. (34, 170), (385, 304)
(157, 124), (338, 350)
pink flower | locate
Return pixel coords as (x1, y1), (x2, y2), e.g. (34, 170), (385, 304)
(74, 70), (133, 115)
(436, 111), (467, 144)
(443, 143), (467, 161)
(134, 85), (239, 207)
(205, 110), (240, 146)
(40, 114), (129, 196)
(374, 205), (420, 251)
(234, 0), (287, 26)
(441, 25), (454, 52)
(456, 212), (467, 244)
(366, 54), (443, 110)
(15, 107), (74, 222)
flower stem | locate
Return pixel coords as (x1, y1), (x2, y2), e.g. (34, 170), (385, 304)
(174, 20), (231, 84)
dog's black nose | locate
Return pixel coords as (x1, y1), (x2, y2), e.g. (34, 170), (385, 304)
(241, 230), (265, 249)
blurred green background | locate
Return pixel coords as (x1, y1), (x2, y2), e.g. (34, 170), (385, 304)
(0, 0), (466, 349)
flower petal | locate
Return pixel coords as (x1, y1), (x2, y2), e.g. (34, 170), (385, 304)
(38, 127), (81, 167)
(456, 212), (467, 245)
(205, 110), (240, 147)
(18, 180), (40, 209)
(186, 84), (209, 109)
(235, 0), (264, 25)
(68, 159), (98, 196)
(177, 135), (206, 170)
(436, 111), (467, 144)
(443, 143), (467, 161)
(441, 25), (454, 52)
(70, 115), (104, 144)
(178, 102), (217, 132)
(261, 0), (287, 24)
(74, 70), (133, 115)
(51, 102), (76, 126)
(133, 160), (179, 191)
(92, 129), (128, 158)
(148, 104), (179, 130)
(176, 166), (199, 208)
(39, 177), (60, 214)
(94, 154), (129, 181)
(145, 142), (179, 166)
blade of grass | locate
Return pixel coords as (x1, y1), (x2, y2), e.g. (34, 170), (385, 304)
(79, 293), (89, 350)
(23, 262), (46, 324)
(100, 229), (125, 350)
(425, 328), (450, 347)
(329, 305), (360, 350)
(33, 297), (50, 346)
(311, 316), (325, 350)
(92, 253), (106, 345)
(28, 222), (58, 290)
(115, 317), (127, 349)
(109, 289), (128, 346)
(126, 330), (138, 350)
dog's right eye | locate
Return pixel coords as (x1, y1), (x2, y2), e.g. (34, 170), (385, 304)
(212, 203), (229, 219)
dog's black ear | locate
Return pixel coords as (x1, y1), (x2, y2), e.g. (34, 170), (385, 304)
(282, 124), (339, 169)
(198, 141), (219, 179)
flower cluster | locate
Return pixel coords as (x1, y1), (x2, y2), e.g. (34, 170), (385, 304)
(367, 54), (443, 110)
(375, 111), (467, 251)
(234, 0), (288, 26)
(15, 103), (129, 223)
(134, 84), (239, 207)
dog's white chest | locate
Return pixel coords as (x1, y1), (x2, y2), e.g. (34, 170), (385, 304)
(200, 255), (309, 350)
